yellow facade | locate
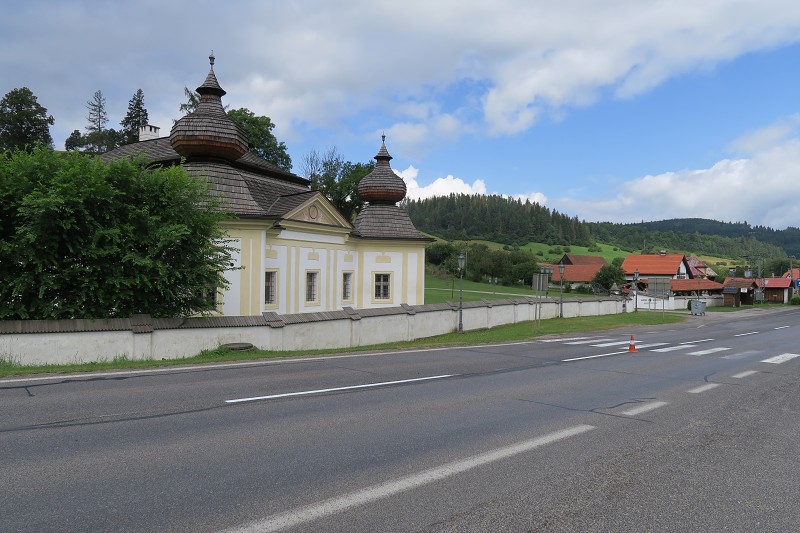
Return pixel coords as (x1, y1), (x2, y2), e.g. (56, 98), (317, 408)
(216, 197), (426, 316)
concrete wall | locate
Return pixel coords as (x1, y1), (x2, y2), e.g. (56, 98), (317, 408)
(0, 297), (634, 366)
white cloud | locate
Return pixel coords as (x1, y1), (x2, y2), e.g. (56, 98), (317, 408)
(399, 165), (487, 200)
(510, 192), (548, 206)
(553, 137), (800, 229)
(5, 0), (800, 149)
(728, 114), (800, 154)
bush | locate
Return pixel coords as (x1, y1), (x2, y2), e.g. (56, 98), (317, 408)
(791, 295), (800, 305)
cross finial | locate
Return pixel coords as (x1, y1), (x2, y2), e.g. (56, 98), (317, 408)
(209, 50), (215, 70)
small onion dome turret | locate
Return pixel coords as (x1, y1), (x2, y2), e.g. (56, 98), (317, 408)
(357, 135), (407, 204)
(169, 52), (248, 161)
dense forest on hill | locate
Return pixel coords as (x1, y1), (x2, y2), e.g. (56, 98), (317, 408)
(591, 218), (800, 257)
(404, 194), (593, 246)
(404, 195), (794, 259)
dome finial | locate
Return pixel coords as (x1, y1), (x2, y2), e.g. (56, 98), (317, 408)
(381, 131), (386, 144)
(209, 50), (215, 70)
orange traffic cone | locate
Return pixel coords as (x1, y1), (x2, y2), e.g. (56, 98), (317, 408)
(628, 335), (637, 353)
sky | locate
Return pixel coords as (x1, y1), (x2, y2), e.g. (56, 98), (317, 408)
(3, 0), (800, 230)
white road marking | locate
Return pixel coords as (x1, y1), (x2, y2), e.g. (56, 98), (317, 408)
(687, 383), (720, 394)
(592, 340), (634, 347)
(689, 347), (731, 356)
(634, 343), (669, 350)
(734, 331), (759, 337)
(564, 338), (614, 345)
(681, 339), (714, 344)
(651, 345), (696, 352)
(225, 375), (454, 404)
(539, 337), (592, 343)
(225, 425), (596, 533)
(620, 401), (669, 416)
(561, 351), (628, 362)
(761, 353), (800, 364)
(774, 326), (790, 330)
(732, 370), (759, 379)
(722, 351), (761, 360)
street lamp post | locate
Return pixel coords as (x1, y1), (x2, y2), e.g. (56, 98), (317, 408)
(458, 252), (465, 333)
(558, 261), (565, 318)
(633, 268), (640, 312)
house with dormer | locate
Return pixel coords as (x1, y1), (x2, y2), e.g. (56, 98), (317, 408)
(103, 55), (431, 316)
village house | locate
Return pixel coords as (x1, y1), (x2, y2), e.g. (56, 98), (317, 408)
(549, 253), (608, 289)
(103, 54), (431, 316)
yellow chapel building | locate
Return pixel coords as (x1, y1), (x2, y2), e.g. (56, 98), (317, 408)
(104, 56), (431, 316)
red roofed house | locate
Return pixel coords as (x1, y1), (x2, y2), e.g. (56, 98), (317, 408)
(670, 278), (725, 297)
(759, 277), (793, 303)
(550, 254), (608, 289)
(686, 257), (718, 280)
(621, 253), (691, 297)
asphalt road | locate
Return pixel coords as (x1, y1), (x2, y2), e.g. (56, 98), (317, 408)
(1, 307), (799, 532)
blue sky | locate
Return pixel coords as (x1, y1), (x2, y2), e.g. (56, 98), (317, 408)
(3, 1), (800, 229)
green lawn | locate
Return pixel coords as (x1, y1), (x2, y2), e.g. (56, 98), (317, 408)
(425, 273), (592, 304)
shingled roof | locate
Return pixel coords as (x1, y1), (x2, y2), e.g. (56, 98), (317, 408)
(103, 56), (428, 241)
(622, 253), (687, 276)
(352, 137), (431, 242)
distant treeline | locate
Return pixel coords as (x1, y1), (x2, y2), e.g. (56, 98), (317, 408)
(404, 195), (793, 260)
(403, 194), (593, 247)
(590, 218), (800, 258)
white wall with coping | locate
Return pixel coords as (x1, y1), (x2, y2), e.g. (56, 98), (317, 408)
(2, 297), (639, 366)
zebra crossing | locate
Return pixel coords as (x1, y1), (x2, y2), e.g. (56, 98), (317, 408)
(544, 335), (799, 360)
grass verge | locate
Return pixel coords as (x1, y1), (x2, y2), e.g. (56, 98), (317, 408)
(0, 312), (685, 378)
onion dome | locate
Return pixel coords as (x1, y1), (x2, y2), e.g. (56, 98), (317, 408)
(170, 52), (248, 160)
(357, 135), (407, 204)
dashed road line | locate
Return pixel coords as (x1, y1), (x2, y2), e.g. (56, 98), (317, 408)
(732, 370), (759, 379)
(774, 325), (790, 330)
(633, 343), (669, 350)
(539, 337), (592, 343)
(722, 351), (761, 360)
(591, 340), (633, 347)
(651, 345), (696, 352)
(561, 351), (627, 362)
(225, 375), (454, 404)
(687, 383), (720, 394)
(564, 338), (614, 345)
(225, 425), (596, 533)
(689, 347), (731, 356)
(734, 331), (759, 337)
(620, 401), (669, 416)
(761, 353), (800, 364)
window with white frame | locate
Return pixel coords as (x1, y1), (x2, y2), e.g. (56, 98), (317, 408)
(306, 271), (319, 303)
(374, 273), (391, 300)
(342, 272), (353, 302)
(265, 270), (277, 306)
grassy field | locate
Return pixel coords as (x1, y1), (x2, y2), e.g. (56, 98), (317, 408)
(460, 239), (738, 270)
(0, 312), (687, 377)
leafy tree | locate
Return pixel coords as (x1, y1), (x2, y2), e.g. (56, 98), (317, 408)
(227, 108), (291, 170)
(302, 147), (374, 221)
(0, 147), (233, 319)
(65, 129), (84, 151)
(0, 87), (54, 152)
(592, 264), (626, 291)
(120, 88), (149, 144)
